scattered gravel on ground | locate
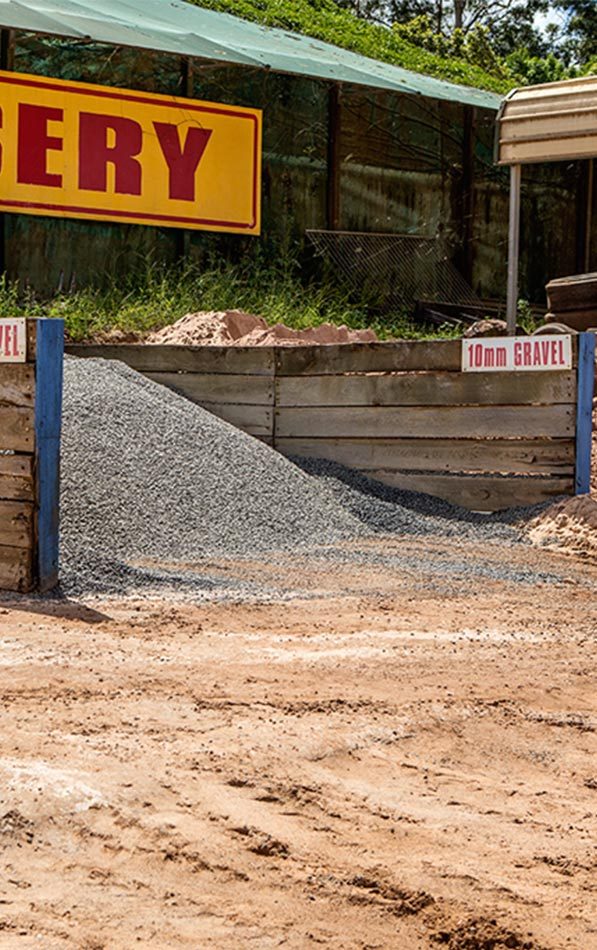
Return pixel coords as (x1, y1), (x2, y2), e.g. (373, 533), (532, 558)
(59, 357), (560, 599)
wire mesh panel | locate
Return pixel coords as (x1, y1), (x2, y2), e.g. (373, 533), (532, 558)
(307, 230), (479, 311)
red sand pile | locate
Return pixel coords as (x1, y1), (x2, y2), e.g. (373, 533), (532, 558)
(146, 310), (378, 346)
(527, 495), (597, 562)
(526, 406), (597, 562)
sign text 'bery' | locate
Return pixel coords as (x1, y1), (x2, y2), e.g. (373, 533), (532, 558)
(0, 70), (262, 234)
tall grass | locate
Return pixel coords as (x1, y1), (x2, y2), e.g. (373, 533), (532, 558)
(0, 260), (459, 342)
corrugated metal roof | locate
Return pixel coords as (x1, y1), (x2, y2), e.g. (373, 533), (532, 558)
(496, 75), (597, 164)
(0, 0), (502, 110)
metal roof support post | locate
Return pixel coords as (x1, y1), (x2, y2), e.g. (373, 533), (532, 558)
(175, 56), (194, 264)
(326, 83), (341, 231)
(0, 29), (13, 278)
(506, 163), (521, 335)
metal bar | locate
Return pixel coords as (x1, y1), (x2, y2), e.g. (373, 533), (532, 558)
(585, 158), (594, 273)
(0, 29), (14, 70)
(506, 164), (521, 335)
(0, 28), (14, 278)
(175, 56), (193, 263)
(575, 331), (596, 495)
(326, 84), (341, 231)
(457, 105), (475, 285)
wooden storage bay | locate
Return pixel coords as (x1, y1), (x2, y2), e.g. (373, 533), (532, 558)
(67, 339), (583, 511)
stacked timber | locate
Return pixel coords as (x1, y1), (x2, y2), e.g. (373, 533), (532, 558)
(67, 340), (579, 512)
(545, 272), (597, 331)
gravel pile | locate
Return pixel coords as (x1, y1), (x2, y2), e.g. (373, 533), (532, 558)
(59, 357), (543, 598)
(60, 358), (362, 595)
(293, 458), (527, 543)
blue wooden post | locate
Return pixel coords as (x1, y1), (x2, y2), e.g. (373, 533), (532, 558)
(34, 319), (64, 591)
(575, 331), (595, 496)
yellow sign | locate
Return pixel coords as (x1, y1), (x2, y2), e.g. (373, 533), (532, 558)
(0, 70), (261, 234)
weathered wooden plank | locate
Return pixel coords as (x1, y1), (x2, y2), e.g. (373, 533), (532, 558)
(0, 473), (34, 502)
(0, 407), (34, 452)
(275, 405), (575, 440)
(66, 344), (276, 376)
(276, 437), (575, 475)
(278, 339), (580, 374)
(276, 371), (576, 408)
(546, 273), (597, 312)
(0, 364), (35, 408)
(0, 500), (34, 548)
(547, 309), (597, 331)
(200, 402), (274, 438)
(360, 471), (573, 512)
(0, 543), (32, 592)
(275, 341), (462, 375)
(0, 455), (34, 479)
(26, 319), (37, 363)
(0, 455), (35, 501)
(146, 372), (275, 406)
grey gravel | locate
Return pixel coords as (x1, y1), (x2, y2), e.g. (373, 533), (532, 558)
(60, 357), (363, 595)
(58, 356), (553, 599)
(292, 457), (535, 543)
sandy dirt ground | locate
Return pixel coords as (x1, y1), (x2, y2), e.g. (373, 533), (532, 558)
(0, 536), (595, 950)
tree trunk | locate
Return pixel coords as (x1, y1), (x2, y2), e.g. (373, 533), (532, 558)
(454, 0), (465, 30)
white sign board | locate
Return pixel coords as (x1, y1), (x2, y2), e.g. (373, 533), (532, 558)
(462, 335), (572, 373)
(0, 318), (26, 362)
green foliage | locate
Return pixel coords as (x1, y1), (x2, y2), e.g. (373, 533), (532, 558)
(555, 0), (597, 67)
(193, 0), (511, 93)
(506, 49), (576, 86)
(392, 16), (508, 78)
(516, 299), (541, 334)
(0, 260), (460, 342)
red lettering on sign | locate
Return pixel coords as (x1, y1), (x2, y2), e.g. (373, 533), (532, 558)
(484, 347), (495, 368)
(78, 113), (142, 195)
(558, 340), (564, 364)
(550, 340), (558, 364)
(514, 341), (522, 366)
(17, 104), (63, 187)
(3, 325), (10, 355)
(154, 123), (212, 201)
(523, 341), (532, 365)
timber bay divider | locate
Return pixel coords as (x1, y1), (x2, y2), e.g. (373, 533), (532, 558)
(0, 319), (64, 592)
(67, 336), (595, 512)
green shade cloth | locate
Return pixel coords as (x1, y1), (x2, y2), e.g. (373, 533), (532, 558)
(0, 0), (501, 109)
